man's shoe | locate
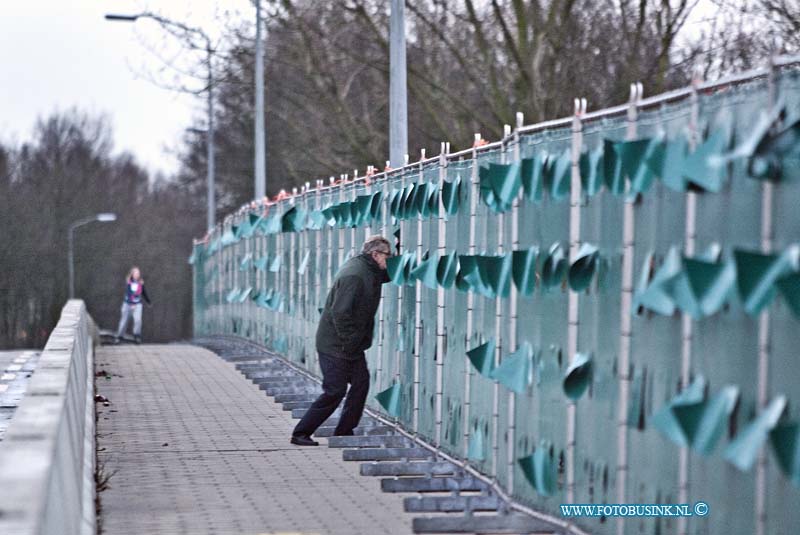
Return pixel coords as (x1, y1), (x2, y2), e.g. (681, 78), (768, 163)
(134, 335), (142, 345)
(112, 337), (120, 345)
(290, 435), (319, 446)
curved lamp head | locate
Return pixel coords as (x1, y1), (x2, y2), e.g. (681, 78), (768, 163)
(96, 213), (117, 222)
(104, 14), (140, 22)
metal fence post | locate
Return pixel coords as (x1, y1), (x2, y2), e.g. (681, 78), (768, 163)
(413, 149), (426, 433)
(327, 178), (335, 299)
(435, 142), (448, 446)
(377, 173), (390, 394)
(314, 181), (323, 367)
(463, 135), (481, 457)
(338, 175), (346, 269)
(346, 177), (358, 355)
(247, 216), (252, 336)
(395, 162), (408, 386)
(258, 208), (264, 339)
(507, 112), (524, 492)
(289, 193), (297, 353)
(677, 75), (701, 535)
(216, 225), (222, 330)
(303, 183), (311, 342)
(755, 56), (779, 535)
(278, 204), (285, 346)
(491, 126), (511, 478)
(566, 97), (586, 504)
(616, 81), (641, 535)
(223, 222), (229, 332)
(351, 170), (358, 259)
(363, 172), (371, 246)
(220, 223), (225, 331)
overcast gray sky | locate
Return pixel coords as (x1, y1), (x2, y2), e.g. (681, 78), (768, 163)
(0, 1), (251, 177)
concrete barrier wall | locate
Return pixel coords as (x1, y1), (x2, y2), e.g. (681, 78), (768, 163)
(0, 300), (97, 535)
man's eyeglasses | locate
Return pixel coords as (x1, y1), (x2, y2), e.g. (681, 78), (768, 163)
(374, 250), (392, 257)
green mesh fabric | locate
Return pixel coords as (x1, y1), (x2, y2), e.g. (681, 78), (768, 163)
(192, 65), (800, 534)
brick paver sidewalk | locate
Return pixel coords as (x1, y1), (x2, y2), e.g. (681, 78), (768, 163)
(96, 344), (413, 535)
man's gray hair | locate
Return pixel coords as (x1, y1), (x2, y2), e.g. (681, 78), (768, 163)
(362, 235), (391, 254)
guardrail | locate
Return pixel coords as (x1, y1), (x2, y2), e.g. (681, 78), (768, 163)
(0, 300), (97, 535)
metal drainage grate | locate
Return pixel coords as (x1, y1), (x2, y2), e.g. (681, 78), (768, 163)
(194, 336), (573, 535)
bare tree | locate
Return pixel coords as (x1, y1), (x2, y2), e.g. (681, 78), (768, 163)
(0, 111), (204, 349)
(685, 0), (800, 79)
(175, 0), (701, 211)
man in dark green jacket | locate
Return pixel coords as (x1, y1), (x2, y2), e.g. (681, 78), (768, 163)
(291, 235), (392, 446)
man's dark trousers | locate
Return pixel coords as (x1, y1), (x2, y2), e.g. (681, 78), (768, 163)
(292, 352), (370, 437)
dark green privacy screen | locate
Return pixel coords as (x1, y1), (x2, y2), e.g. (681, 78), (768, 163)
(192, 60), (800, 535)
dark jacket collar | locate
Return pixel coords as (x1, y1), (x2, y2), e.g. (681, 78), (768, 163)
(358, 252), (381, 272)
(358, 253), (390, 282)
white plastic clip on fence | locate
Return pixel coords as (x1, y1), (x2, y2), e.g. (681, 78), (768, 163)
(516, 112), (524, 128)
(574, 98), (587, 116)
(504, 124), (511, 138)
(691, 64), (704, 87)
(404, 154), (410, 166)
(420, 148), (426, 161)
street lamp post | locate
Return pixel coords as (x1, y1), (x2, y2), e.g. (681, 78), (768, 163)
(105, 12), (216, 233)
(205, 42), (216, 232)
(389, 0), (408, 168)
(254, 1), (267, 200)
(68, 213), (117, 299)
